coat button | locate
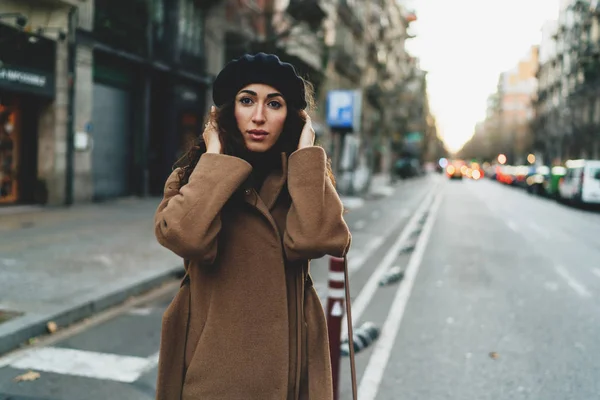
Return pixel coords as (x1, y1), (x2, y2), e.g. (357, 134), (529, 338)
(244, 189), (252, 195)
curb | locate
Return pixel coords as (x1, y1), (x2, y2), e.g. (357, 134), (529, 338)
(0, 265), (185, 357)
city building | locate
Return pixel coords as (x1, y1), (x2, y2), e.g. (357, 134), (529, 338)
(533, 19), (561, 165)
(0, 0), (426, 207)
(0, 0), (81, 206)
(498, 46), (538, 164)
(533, 0), (600, 163)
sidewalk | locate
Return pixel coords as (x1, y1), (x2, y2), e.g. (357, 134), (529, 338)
(0, 175), (399, 356)
(0, 198), (183, 355)
(339, 173), (396, 210)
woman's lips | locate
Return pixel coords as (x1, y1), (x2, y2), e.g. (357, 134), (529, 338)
(248, 130), (268, 141)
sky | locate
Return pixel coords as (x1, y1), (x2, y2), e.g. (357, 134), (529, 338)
(404, 0), (561, 153)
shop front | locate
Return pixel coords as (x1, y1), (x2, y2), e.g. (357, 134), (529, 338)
(148, 77), (205, 196)
(0, 23), (56, 205)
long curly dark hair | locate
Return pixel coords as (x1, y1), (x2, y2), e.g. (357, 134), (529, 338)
(174, 77), (336, 187)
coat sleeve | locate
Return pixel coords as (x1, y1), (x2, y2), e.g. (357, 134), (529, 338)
(283, 146), (352, 261)
(154, 153), (253, 262)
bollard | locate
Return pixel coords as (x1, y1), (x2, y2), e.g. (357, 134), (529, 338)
(379, 266), (405, 286)
(341, 321), (381, 356)
(326, 256), (346, 400)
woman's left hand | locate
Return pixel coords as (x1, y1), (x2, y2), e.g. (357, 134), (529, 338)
(298, 110), (316, 150)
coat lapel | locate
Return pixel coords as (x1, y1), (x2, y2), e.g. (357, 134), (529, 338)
(259, 152), (288, 211)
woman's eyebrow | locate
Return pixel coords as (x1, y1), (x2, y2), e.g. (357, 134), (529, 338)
(238, 89), (284, 99)
(239, 89), (257, 96)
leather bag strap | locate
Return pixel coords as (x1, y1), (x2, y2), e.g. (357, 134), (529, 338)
(344, 256), (358, 400)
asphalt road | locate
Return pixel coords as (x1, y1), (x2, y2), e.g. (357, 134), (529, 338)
(2, 174), (600, 400)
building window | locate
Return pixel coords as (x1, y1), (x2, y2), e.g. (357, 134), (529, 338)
(153, 0), (165, 42)
(178, 0), (204, 57)
(95, 0), (150, 56)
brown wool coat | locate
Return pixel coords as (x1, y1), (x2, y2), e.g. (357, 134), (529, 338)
(154, 146), (351, 400)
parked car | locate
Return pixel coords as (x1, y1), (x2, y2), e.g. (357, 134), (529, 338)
(543, 166), (566, 199)
(496, 165), (516, 185)
(526, 165), (550, 195)
(558, 159), (600, 205)
(446, 160), (465, 180)
(466, 162), (484, 180)
(514, 165), (533, 188)
(394, 158), (421, 179)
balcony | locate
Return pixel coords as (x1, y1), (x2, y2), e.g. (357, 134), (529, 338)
(94, 0), (150, 56)
(192, 0), (221, 9)
(38, 0), (87, 7)
(287, 0), (326, 30)
(337, 0), (363, 37)
(365, 82), (387, 108)
(331, 46), (361, 83)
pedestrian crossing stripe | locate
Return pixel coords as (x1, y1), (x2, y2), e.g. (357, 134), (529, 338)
(2, 347), (159, 383)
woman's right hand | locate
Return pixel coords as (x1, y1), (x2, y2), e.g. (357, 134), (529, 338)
(204, 106), (222, 154)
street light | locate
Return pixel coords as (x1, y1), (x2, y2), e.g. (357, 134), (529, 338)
(527, 153), (536, 164)
(498, 154), (507, 165)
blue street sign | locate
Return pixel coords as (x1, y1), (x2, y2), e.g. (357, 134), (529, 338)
(326, 90), (356, 129)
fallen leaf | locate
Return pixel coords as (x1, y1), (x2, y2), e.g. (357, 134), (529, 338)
(46, 321), (58, 333)
(13, 370), (40, 382)
(489, 352), (499, 360)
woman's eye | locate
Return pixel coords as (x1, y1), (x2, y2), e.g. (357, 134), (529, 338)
(268, 101), (282, 109)
(239, 97), (253, 105)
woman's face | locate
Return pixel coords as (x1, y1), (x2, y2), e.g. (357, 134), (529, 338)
(234, 83), (287, 153)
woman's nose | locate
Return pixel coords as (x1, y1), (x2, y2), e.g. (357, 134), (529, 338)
(251, 105), (266, 124)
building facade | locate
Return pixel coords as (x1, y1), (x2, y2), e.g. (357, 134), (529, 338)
(1, 0), (425, 207)
(0, 0), (79, 206)
(533, 0), (600, 164)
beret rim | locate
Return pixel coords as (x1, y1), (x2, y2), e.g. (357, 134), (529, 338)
(212, 53), (307, 110)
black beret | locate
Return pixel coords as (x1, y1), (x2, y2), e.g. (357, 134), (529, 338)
(212, 53), (307, 110)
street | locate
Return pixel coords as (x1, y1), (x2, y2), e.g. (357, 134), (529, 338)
(2, 174), (600, 399)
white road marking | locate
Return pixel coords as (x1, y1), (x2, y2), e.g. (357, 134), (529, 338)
(7, 347), (156, 383)
(399, 209), (411, 218)
(555, 265), (591, 297)
(506, 220), (519, 232)
(92, 254), (113, 267)
(342, 188), (438, 337)
(127, 307), (155, 316)
(341, 197), (365, 210)
(358, 192), (443, 400)
(347, 236), (385, 275)
(592, 268), (600, 279)
(346, 184), (437, 277)
(140, 351), (160, 374)
(528, 222), (550, 238)
(354, 219), (366, 230)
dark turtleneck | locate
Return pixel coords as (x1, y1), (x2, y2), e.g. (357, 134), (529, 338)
(242, 150), (283, 192)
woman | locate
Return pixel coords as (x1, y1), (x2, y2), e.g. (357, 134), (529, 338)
(154, 53), (351, 400)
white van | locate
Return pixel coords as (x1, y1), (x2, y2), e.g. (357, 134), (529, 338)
(558, 159), (600, 205)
